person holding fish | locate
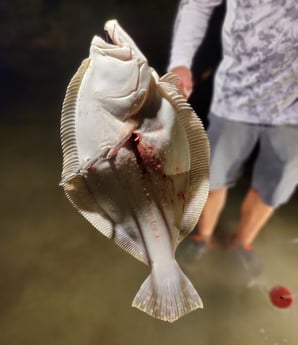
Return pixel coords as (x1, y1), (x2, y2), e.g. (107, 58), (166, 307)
(168, 0), (298, 272)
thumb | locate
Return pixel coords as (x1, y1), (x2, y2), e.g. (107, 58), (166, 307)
(183, 84), (192, 99)
(171, 66), (193, 99)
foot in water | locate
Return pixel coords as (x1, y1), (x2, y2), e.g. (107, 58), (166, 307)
(236, 244), (263, 280)
(176, 235), (214, 267)
(226, 235), (262, 284)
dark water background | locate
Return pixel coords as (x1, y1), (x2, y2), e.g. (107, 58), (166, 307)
(1, 1), (297, 344)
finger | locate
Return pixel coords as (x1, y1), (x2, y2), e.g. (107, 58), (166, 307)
(183, 85), (192, 99)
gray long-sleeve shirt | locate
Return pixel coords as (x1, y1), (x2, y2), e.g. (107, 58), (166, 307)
(168, 0), (298, 125)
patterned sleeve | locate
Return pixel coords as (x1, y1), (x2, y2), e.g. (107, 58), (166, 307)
(168, 0), (223, 71)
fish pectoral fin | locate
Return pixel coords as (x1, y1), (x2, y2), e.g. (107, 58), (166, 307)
(79, 146), (112, 172)
(132, 261), (203, 322)
(106, 131), (133, 159)
(60, 146), (112, 186)
(106, 117), (139, 159)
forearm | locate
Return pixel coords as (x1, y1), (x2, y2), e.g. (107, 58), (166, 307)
(168, 0), (222, 71)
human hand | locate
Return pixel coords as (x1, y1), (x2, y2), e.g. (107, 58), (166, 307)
(170, 66), (193, 99)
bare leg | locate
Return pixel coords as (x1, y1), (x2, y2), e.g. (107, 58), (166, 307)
(195, 187), (228, 245)
(234, 188), (274, 248)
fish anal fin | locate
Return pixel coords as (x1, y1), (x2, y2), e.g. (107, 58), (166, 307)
(63, 175), (149, 265)
(177, 106), (209, 237)
(160, 72), (179, 87)
(158, 76), (210, 239)
(113, 225), (148, 265)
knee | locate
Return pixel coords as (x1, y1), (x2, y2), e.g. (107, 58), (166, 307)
(240, 188), (273, 215)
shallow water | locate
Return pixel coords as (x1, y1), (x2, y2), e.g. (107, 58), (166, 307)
(0, 105), (297, 345)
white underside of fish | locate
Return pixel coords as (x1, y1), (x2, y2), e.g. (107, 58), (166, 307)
(60, 20), (209, 322)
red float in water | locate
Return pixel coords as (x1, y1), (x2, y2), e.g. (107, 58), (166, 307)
(269, 286), (294, 309)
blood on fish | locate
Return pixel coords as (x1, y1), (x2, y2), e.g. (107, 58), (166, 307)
(177, 191), (186, 201)
(87, 165), (97, 173)
(133, 133), (141, 142)
(136, 139), (162, 172)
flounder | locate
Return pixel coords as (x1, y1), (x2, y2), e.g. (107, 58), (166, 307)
(60, 19), (209, 322)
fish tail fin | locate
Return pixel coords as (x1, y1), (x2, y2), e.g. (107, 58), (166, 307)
(132, 261), (203, 322)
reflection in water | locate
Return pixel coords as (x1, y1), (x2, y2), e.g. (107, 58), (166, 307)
(0, 104), (297, 344)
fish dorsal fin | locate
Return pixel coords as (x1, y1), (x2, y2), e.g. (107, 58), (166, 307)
(60, 58), (116, 241)
(60, 58), (90, 181)
(158, 75), (210, 239)
(60, 59), (148, 264)
(63, 176), (148, 264)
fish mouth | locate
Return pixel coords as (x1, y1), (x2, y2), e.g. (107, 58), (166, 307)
(91, 19), (147, 63)
(104, 19), (124, 47)
(91, 35), (131, 61)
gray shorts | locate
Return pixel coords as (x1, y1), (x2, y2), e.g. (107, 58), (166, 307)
(207, 113), (298, 207)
